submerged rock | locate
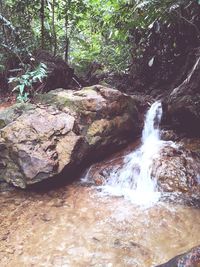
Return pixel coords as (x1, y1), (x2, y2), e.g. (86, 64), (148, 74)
(151, 145), (200, 194)
(156, 245), (200, 267)
(86, 144), (200, 196)
(0, 85), (140, 188)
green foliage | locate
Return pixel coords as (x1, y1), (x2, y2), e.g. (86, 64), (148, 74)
(69, 0), (132, 73)
(8, 63), (48, 102)
(0, 64), (5, 72)
(0, 0), (197, 79)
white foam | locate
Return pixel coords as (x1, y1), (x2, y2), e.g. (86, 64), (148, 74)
(101, 101), (165, 207)
(82, 101), (177, 208)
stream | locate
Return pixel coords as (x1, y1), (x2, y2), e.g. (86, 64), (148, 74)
(1, 184), (200, 267)
(0, 102), (200, 267)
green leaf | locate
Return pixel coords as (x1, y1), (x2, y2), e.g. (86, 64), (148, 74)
(19, 84), (25, 94)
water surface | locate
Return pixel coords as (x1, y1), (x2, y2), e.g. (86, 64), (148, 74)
(0, 184), (200, 267)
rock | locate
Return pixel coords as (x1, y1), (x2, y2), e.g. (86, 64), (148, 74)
(180, 138), (200, 154)
(160, 130), (180, 142)
(156, 245), (200, 267)
(0, 85), (140, 188)
(165, 94), (200, 136)
(0, 103), (35, 128)
(0, 178), (14, 192)
(164, 48), (200, 136)
(35, 50), (74, 92)
(151, 145), (200, 193)
(81, 141), (137, 186)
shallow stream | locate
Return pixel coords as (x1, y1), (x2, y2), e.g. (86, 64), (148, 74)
(0, 183), (200, 267)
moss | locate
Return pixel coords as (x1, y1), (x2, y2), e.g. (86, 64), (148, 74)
(0, 159), (26, 189)
(73, 87), (95, 96)
(0, 119), (6, 129)
(87, 119), (110, 137)
(34, 93), (77, 110)
(0, 103), (35, 126)
(86, 135), (101, 146)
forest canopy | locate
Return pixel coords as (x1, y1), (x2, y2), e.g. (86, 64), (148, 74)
(1, 0), (200, 99)
(1, 0), (195, 70)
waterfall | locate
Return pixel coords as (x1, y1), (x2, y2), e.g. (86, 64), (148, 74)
(101, 101), (165, 207)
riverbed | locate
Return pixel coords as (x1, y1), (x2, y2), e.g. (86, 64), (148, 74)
(0, 182), (200, 267)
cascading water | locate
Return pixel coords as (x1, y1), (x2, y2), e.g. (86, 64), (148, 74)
(101, 101), (166, 207)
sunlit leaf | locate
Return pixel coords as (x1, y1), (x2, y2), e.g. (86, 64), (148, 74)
(148, 56), (155, 67)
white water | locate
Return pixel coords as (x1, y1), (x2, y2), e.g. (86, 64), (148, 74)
(101, 101), (167, 207)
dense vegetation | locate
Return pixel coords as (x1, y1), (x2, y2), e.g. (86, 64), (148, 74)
(0, 0), (200, 100)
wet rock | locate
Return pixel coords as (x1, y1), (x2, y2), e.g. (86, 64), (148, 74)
(151, 145), (200, 193)
(81, 141), (138, 186)
(160, 130), (180, 142)
(156, 245), (200, 267)
(180, 138), (200, 155)
(82, 160), (121, 186)
(0, 85), (140, 188)
(0, 178), (15, 192)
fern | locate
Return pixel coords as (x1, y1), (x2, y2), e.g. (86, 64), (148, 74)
(8, 63), (48, 103)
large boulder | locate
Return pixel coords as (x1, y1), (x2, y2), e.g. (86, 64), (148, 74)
(151, 144), (200, 194)
(156, 245), (200, 267)
(0, 85), (140, 188)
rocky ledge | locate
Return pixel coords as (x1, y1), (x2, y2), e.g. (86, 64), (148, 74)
(156, 245), (200, 267)
(163, 48), (200, 136)
(152, 144), (200, 194)
(84, 139), (200, 196)
(0, 85), (141, 188)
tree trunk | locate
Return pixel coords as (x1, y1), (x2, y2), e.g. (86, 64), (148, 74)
(65, 37), (69, 62)
(64, 0), (71, 62)
(40, 0), (45, 49)
(52, 0), (57, 55)
(0, 0), (7, 44)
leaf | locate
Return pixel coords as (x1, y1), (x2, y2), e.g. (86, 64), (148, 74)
(0, 65), (5, 71)
(8, 77), (17, 83)
(12, 85), (20, 92)
(148, 56), (155, 67)
(19, 84), (25, 94)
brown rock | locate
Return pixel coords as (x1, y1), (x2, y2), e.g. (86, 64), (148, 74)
(0, 85), (140, 188)
(156, 245), (200, 267)
(151, 145), (200, 193)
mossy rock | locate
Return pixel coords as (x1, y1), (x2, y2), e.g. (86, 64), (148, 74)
(0, 103), (35, 127)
